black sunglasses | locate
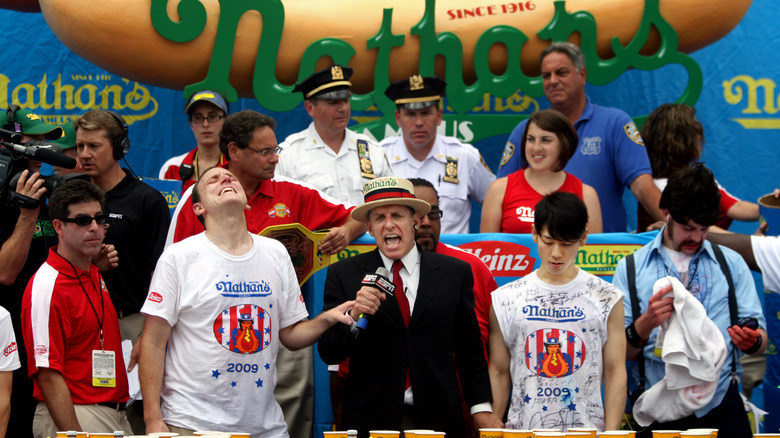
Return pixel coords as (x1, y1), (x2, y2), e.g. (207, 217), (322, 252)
(60, 214), (109, 227)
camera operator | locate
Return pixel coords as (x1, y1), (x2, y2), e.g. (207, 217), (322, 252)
(0, 107), (63, 437)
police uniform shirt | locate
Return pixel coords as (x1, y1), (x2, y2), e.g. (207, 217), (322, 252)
(278, 122), (393, 206)
(381, 134), (495, 234)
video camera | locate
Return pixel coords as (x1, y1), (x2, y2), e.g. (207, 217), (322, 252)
(0, 127), (86, 208)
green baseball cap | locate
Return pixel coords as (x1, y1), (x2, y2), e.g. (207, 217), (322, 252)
(0, 108), (63, 140)
(51, 121), (76, 150)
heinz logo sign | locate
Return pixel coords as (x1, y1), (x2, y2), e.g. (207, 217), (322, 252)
(148, 292), (163, 303)
(457, 241), (535, 277)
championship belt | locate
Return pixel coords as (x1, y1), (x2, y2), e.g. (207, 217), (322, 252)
(259, 223), (375, 285)
(357, 140), (376, 179)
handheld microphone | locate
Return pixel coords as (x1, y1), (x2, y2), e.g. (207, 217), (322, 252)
(357, 267), (396, 331)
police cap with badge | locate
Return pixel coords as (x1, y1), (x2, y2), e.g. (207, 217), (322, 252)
(293, 65), (353, 100)
(385, 75), (446, 110)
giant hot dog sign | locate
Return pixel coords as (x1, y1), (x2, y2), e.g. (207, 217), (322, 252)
(37, 0), (750, 135)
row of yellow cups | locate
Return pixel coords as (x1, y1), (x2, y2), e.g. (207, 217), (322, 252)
(651, 430), (718, 438)
(480, 428), (610, 438)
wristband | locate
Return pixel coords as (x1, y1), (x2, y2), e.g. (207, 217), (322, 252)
(10, 191), (40, 209)
(742, 334), (762, 355)
(625, 322), (647, 348)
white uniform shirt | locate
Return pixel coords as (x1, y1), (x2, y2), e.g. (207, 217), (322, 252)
(278, 123), (393, 206)
(380, 135), (495, 234)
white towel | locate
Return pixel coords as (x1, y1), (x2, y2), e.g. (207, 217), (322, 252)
(633, 276), (727, 426)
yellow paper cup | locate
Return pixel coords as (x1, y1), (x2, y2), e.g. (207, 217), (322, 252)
(652, 431), (681, 438)
(533, 433), (565, 437)
(567, 429), (596, 438)
(503, 430), (533, 438)
(679, 433), (711, 438)
(415, 432), (445, 438)
(564, 433), (591, 438)
(148, 434), (181, 437)
(324, 433), (349, 438)
(479, 429), (504, 438)
(370, 431), (401, 438)
(405, 430), (436, 438)
(684, 430), (717, 438)
(598, 432), (632, 437)
(87, 434), (116, 438)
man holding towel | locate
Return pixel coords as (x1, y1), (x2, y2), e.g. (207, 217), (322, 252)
(613, 163), (766, 438)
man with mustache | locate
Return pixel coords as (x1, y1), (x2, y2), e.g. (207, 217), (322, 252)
(277, 64), (393, 207)
(613, 163), (766, 438)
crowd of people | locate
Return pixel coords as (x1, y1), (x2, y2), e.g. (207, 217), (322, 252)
(0, 41), (776, 438)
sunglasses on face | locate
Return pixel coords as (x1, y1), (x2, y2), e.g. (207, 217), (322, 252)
(60, 214), (109, 227)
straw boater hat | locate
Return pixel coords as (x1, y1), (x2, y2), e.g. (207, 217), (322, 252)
(351, 177), (431, 220)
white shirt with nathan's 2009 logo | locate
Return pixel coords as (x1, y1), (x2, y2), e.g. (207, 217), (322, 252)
(142, 233), (307, 438)
(491, 269), (622, 432)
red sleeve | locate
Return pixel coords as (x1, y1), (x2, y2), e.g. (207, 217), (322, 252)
(719, 187), (740, 213)
(172, 196), (205, 243)
(163, 165), (180, 181)
(22, 275), (71, 377)
(285, 182), (353, 231)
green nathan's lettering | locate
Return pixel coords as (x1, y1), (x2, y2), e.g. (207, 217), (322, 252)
(150, 0), (702, 135)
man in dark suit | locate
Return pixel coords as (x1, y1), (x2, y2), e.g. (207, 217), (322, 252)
(318, 177), (501, 438)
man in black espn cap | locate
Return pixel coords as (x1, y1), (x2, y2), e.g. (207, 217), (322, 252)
(380, 75), (494, 234)
(277, 64), (392, 206)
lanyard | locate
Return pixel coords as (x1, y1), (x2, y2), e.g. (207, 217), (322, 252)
(62, 255), (106, 350)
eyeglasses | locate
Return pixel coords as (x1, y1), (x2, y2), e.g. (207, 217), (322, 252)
(427, 209), (443, 220)
(191, 114), (225, 124)
(245, 146), (282, 156)
(60, 214), (109, 227)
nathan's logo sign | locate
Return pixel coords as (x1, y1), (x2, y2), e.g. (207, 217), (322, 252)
(723, 75), (780, 129)
(457, 241), (534, 277)
(40, 0), (751, 133)
(0, 73), (158, 124)
(575, 244), (643, 277)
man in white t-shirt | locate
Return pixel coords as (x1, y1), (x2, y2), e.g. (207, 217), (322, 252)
(139, 167), (354, 437)
(488, 191), (626, 431)
(0, 305), (21, 438)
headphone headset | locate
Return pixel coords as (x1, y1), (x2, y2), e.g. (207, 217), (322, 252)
(4, 105), (21, 135)
(105, 110), (130, 160)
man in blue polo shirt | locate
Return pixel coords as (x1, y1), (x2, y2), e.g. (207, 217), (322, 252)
(497, 42), (663, 232)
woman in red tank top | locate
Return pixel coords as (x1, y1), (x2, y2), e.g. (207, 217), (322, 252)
(481, 109), (603, 234)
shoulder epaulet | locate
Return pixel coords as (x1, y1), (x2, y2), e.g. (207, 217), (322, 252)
(279, 130), (308, 148)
